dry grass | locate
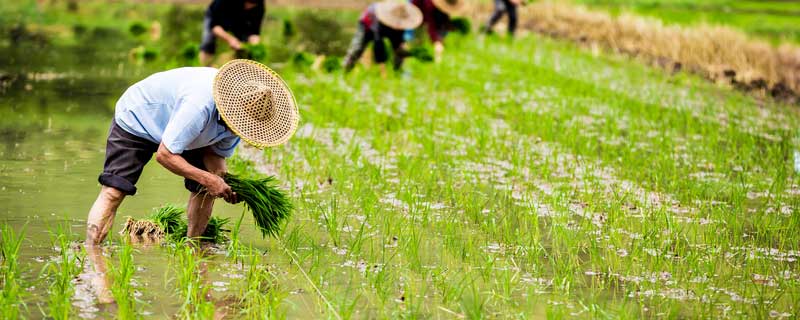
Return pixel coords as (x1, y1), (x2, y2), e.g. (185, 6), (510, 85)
(470, 1), (800, 102)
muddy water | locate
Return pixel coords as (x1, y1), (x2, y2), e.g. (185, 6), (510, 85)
(0, 65), (302, 318)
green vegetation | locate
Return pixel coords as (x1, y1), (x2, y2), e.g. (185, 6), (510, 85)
(122, 204), (231, 243)
(0, 224), (25, 319)
(44, 226), (84, 320)
(172, 244), (215, 319)
(225, 174), (293, 238)
(109, 239), (137, 319)
(573, 0), (800, 45)
(1, 0), (799, 318)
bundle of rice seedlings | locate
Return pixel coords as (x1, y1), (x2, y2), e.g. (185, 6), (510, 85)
(149, 204), (186, 234)
(167, 216), (230, 243)
(121, 205), (230, 243)
(224, 174), (293, 238)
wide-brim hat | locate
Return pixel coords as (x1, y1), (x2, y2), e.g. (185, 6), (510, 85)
(432, 0), (465, 16)
(213, 59), (299, 148)
(375, 1), (423, 30)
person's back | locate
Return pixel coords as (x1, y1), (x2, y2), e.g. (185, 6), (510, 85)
(114, 67), (237, 156)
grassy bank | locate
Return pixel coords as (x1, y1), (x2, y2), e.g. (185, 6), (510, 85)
(572, 0), (800, 45)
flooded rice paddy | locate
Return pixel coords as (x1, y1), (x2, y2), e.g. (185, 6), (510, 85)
(2, 3), (800, 319)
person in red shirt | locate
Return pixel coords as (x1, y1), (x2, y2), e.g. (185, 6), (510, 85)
(409, 0), (465, 62)
(343, 1), (423, 76)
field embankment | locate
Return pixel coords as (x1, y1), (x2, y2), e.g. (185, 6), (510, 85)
(467, 1), (800, 104)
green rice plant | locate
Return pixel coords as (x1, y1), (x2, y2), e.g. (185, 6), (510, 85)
(43, 225), (84, 320)
(109, 238), (137, 320)
(409, 45), (434, 63)
(236, 43), (268, 62)
(122, 205), (229, 243)
(172, 242), (214, 319)
(238, 247), (286, 319)
(149, 204), (185, 235)
(0, 224), (25, 319)
(224, 174), (293, 238)
(321, 55), (343, 73)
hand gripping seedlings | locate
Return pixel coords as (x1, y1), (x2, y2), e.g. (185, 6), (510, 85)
(224, 174), (293, 238)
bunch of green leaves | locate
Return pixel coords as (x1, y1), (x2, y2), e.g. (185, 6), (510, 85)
(409, 46), (434, 63)
(236, 43), (268, 62)
(224, 174), (293, 238)
(149, 204), (185, 234)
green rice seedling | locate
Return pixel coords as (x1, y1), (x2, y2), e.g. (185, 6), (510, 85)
(172, 242), (214, 319)
(109, 238), (137, 320)
(44, 225), (84, 320)
(0, 224), (25, 319)
(321, 55), (343, 73)
(238, 247), (286, 319)
(150, 204), (186, 234)
(224, 174), (292, 238)
(409, 46), (434, 63)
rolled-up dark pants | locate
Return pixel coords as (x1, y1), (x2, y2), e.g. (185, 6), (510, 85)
(98, 121), (209, 195)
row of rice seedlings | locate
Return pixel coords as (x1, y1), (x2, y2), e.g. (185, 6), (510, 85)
(0, 224), (25, 319)
(43, 225), (84, 320)
(172, 242), (215, 319)
(237, 247), (286, 319)
(109, 238), (137, 320)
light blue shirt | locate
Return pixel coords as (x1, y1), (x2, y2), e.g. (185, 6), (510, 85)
(114, 67), (240, 158)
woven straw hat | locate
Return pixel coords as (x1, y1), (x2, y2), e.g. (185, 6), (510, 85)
(375, 1), (423, 30)
(213, 59), (299, 148)
(432, 0), (465, 16)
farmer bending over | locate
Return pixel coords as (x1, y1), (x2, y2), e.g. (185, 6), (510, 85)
(200, 0), (265, 66)
(84, 59), (299, 246)
(483, 0), (522, 36)
(408, 0), (465, 62)
(343, 1), (423, 75)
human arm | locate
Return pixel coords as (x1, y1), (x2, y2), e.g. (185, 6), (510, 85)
(212, 26), (242, 50)
(156, 143), (236, 203)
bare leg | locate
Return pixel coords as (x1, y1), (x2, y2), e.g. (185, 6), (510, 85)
(187, 192), (215, 239)
(85, 186), (126, 246)
(84, 245), (115, 304)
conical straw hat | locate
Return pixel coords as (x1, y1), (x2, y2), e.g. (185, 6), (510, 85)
(375, 1), (423, 30)
(432, 0), (465, 16)
(213, 59), (299, 148)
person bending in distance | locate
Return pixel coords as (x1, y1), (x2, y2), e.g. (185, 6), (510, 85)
(199, 0), (265, 66)
(343, 1), (423, 76)
(408, 0), (465, 62)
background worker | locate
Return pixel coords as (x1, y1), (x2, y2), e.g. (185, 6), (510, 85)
(483, 0), (522, 36)
(199, 0), (265, 66)
(343, 1), (423, 75)
(408, 0), (465, 62)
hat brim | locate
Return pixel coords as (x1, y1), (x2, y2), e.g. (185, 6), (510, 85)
(213, 59), (299, 149)
(375, 2), (423, 30)
(431, 0), (465, 16)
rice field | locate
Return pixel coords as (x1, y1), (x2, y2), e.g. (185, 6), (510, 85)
(572, 0), (800, 45)
(1, 1), (800, 319)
